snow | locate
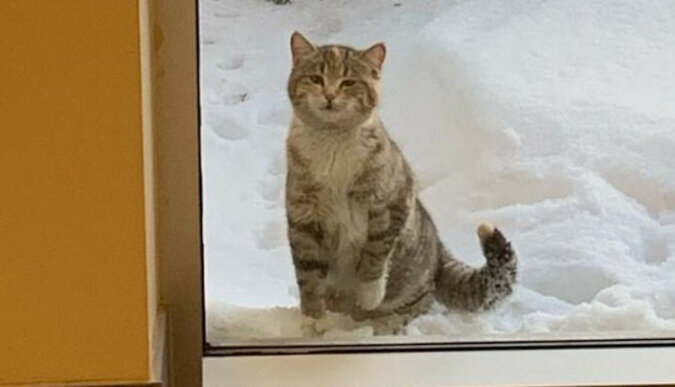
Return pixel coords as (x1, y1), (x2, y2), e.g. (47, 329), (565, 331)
(200, 0), (675, 345)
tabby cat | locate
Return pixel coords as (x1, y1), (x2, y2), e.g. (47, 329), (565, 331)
(285, 32), (518, 334)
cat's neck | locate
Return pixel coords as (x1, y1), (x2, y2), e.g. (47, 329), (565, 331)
(291, 112), (382, 138)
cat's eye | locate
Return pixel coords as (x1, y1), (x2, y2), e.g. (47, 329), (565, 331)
(309, 75), (324, 85)
(340, 80), (357, 87)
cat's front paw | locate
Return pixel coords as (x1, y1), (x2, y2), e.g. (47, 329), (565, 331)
(370, 314), (409, 335)
(300, 297), (326, 319)
(301, 315), (329, 337)
(355, 277), (387, 310)
(477, 222), (516, 267)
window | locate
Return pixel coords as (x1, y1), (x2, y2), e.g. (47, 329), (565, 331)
(194, 0), (675, 382)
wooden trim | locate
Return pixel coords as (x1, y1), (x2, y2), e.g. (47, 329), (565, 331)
(151, 0), (203, 386)
(139, 0), (159, 380)
(19, 382), (162, 387)
(152, 309), (168, 385)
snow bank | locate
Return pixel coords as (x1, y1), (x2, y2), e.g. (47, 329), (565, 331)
(200, 0), (675, 344)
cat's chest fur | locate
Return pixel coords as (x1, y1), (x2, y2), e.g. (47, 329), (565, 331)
(292, 126), (373, 282)
(306, 133), (366, 193)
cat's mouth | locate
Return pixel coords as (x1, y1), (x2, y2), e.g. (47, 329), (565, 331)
(320, 105), (341, 112)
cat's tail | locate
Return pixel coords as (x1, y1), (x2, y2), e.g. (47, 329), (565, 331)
(434, 222), (518, 312)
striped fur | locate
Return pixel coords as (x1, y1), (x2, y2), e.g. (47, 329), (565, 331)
(285, 32), (518, 334)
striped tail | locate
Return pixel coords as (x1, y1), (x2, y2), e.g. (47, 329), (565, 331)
(434, 222), (518, 312)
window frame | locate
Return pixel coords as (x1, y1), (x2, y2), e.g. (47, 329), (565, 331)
(203, 347), (675, 386)
(154, 0), (675, 385)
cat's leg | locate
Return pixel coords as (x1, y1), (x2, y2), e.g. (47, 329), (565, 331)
(435, 222), (518, 311)
(288, 220), (329, 319)
(355, 193), (412, 311)
(374, 289), (435, 334)
(369, 314), (410, 335)
(286, 155), (328, 321)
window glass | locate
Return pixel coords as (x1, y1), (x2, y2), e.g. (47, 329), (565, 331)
(200, 0), (675, 348)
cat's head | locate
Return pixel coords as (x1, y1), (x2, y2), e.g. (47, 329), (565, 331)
(287, 32), (386, 129)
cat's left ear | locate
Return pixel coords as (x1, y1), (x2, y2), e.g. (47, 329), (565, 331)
(360, 42), (386, 70)
(290, 31), (316, 60)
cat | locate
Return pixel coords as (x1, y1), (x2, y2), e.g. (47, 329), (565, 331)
(285, 32), (518, 335)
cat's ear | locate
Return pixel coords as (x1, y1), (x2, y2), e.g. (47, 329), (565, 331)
(290, 31), (315, 60)
(360, 42), (386, 69)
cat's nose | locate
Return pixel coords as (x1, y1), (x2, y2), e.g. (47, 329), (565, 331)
(324, 93), (336, 108)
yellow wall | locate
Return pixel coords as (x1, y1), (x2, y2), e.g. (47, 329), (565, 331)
(0, 1), (149, 384)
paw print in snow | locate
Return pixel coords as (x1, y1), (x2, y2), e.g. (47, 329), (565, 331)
(217, 55), (245, 71)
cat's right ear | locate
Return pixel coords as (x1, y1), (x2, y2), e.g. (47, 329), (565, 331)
(290, 31), (315, 61)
